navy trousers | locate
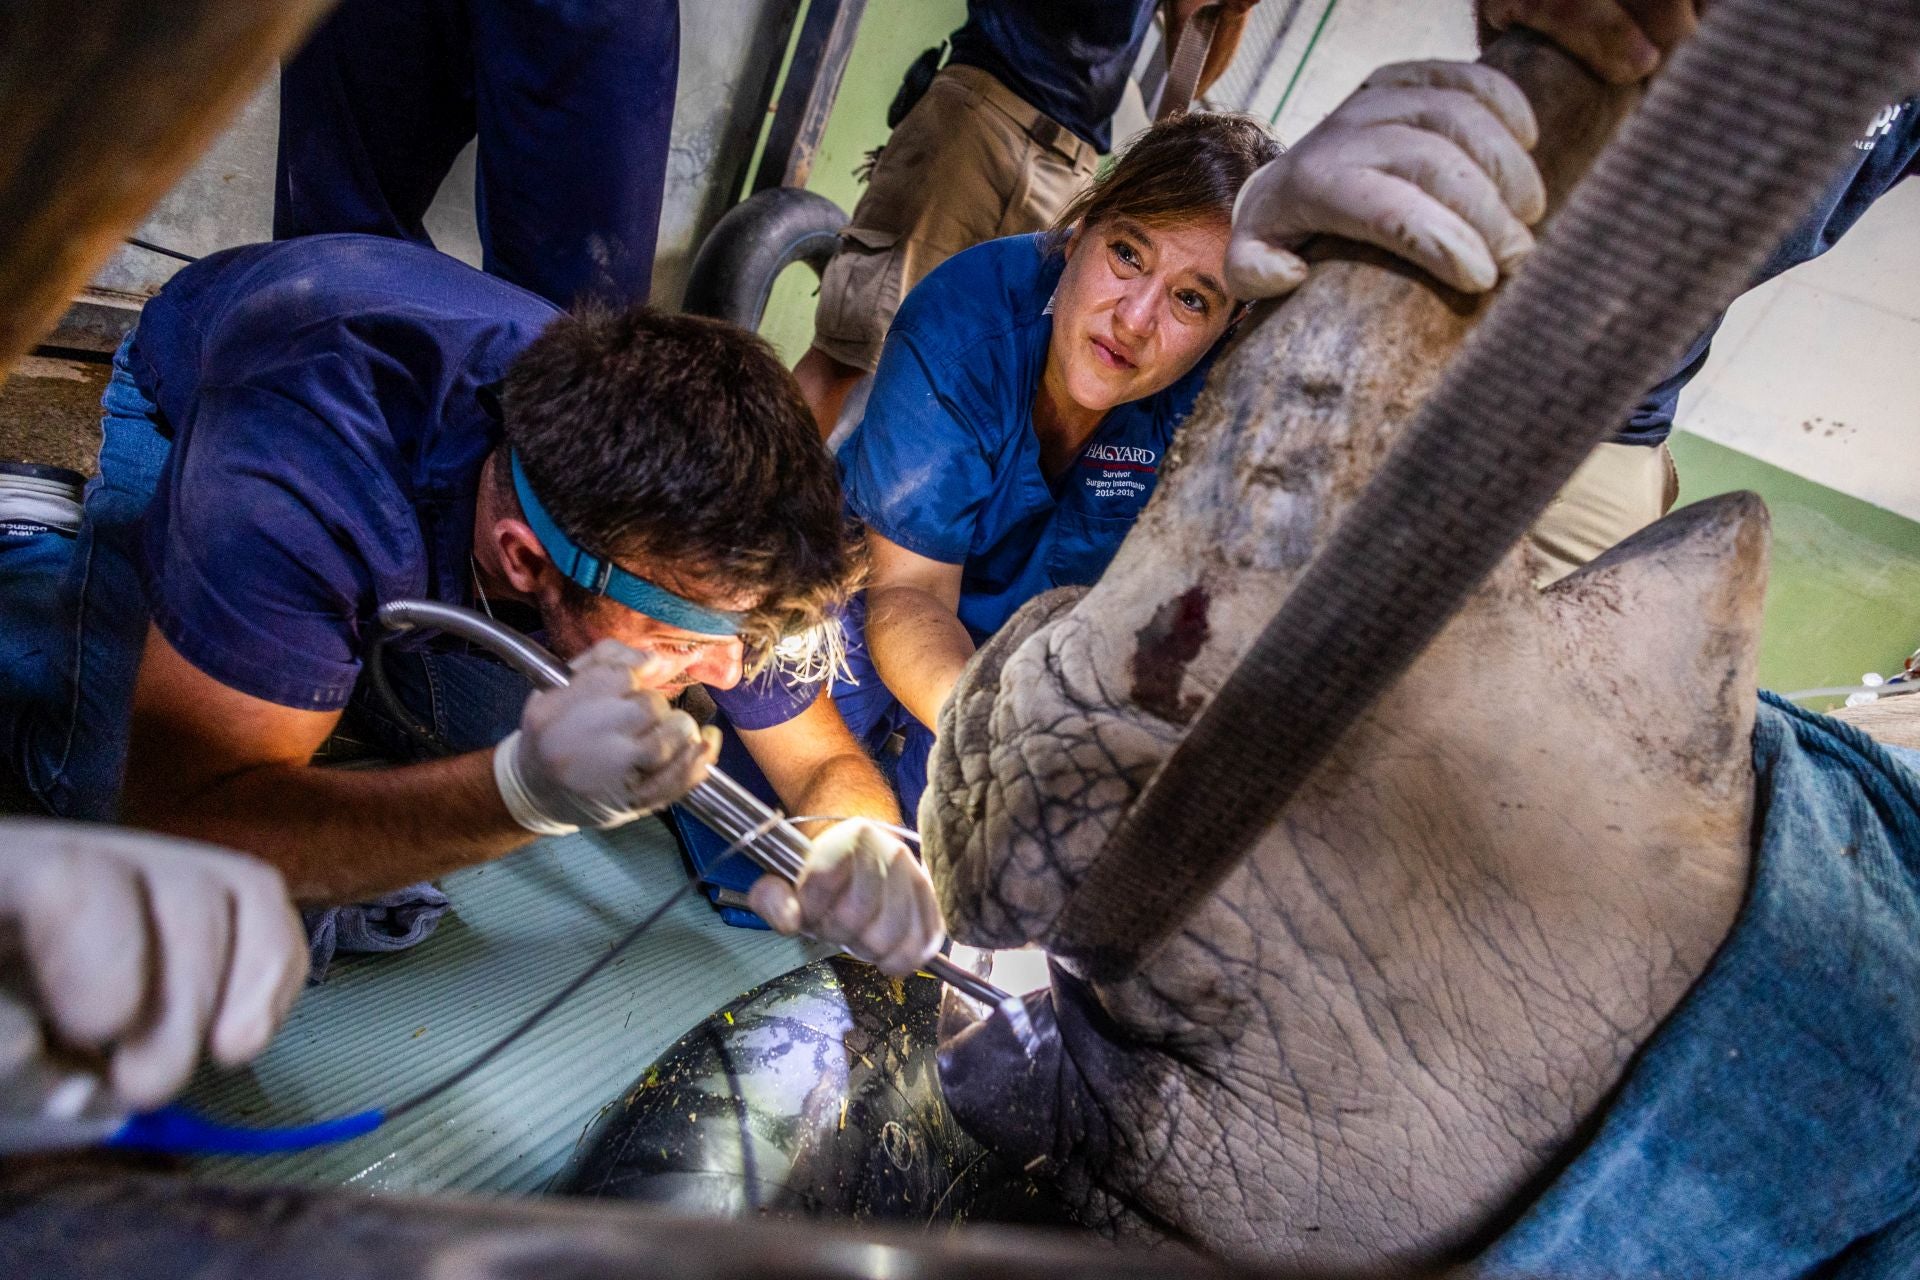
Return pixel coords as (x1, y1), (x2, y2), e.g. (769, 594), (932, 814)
(275, 0), (680, 307)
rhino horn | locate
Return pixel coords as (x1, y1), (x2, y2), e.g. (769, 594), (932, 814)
(1544, 489), (1770, 715)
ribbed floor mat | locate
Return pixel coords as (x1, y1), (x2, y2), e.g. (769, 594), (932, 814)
(180, 819), (821, 1194)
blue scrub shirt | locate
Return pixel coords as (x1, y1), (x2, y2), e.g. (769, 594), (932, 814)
(947, 0), (1158, 153)
(130, 235), (559, 710)
(841, 232), (1212, 644)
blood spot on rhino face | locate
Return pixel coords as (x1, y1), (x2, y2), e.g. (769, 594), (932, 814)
(1130, 586), (1212, 725)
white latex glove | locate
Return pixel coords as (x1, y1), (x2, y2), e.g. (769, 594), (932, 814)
(494, 639), (720, 835)
(1225, 60), (1547, 299)
(748, 819), (945, 978)
(0, 820), (306, 1111)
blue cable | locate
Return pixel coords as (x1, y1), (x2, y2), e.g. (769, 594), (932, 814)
(107, 1105), (386, 1155)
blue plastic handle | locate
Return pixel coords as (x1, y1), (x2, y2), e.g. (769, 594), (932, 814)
(106, 1104), (385, 1155)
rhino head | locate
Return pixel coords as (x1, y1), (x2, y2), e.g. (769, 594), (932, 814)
(928, 492), (1763, 1265)
(914, 17), (1869, 1270)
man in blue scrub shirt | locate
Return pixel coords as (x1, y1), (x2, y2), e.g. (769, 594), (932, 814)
(275, 0), (679, 306)
(0, 236), (941, 974)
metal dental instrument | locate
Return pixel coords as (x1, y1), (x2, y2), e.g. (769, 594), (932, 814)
(376, 599), (1036, 1041)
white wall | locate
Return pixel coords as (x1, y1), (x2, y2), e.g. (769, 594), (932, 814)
(1260, 0), (1476, 141)
(1675, 181), (1920, 521)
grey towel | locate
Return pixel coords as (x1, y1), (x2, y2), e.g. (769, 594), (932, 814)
(302, 883), (451, 981)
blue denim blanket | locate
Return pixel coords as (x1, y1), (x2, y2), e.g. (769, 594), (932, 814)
(302, 883), (451, 981)
(1482, 694), (1920, 1278)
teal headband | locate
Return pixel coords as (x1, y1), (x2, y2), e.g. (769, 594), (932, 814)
(508, 450), (747, 636)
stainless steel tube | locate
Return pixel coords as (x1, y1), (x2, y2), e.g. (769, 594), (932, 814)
(375, 599), (568, 686)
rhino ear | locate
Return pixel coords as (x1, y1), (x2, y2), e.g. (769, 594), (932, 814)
(1543, 489), (1770, 739)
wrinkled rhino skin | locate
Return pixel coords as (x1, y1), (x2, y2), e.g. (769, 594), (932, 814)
(930, 475), (1767, 1269)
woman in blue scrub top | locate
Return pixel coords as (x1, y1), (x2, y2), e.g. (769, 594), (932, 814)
(673, 118), (1277, 907)
(682, 62), (1545, 900)
(841, 113), (1273, 742)
(840, 61), (1550, 771)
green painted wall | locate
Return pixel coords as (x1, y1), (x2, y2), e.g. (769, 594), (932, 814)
(1669, 431), (1920, 705)
(755, 1), (969, 363)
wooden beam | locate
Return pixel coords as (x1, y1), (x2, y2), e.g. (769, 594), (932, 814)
(0, 0), (338, 376)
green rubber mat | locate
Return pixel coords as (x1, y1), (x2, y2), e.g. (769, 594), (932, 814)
(179, 819), (824, 1195)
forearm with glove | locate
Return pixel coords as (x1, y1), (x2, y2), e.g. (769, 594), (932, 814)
(1226, 60), (1549, 300)
(0, 821), (306, 1112)
(494, 639), (719, 836)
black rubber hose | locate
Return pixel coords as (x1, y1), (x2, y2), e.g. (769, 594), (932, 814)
(681, 187), (849, 329)
(1055, 0), (1920, 981)
(126, 236), (198, 263)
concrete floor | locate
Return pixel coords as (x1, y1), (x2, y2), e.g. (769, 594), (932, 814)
(0, 354), (108, 476)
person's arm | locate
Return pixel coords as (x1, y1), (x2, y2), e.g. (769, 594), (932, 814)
(839, 291), (996, 731)
(738, 691), (902, 831)
(864, 531), (975, 733)
(1168, 0), (1261, 98)
(121, 627), (712, 904)
(121, 626), (533, 902)
(747, 818), (945, 977)
(1476, 0), (1701, 84)
(735, 695), (944, 975)
(720, 680), (943, 975)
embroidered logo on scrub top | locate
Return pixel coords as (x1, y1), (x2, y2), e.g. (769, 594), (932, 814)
(1859, 102), (1905, 150)
(1080, 442), (1159, 501)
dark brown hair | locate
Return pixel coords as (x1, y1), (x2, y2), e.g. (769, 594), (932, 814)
(499, 306), (855, 668)
(1048, 112), (1282, 254)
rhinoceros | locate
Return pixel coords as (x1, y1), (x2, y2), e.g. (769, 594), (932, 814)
(925, 7), (1920, 1274)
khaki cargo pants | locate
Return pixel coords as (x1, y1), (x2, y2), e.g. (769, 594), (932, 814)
(811, 64), (1100, 373)
(1529, 441), (1681, 585)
